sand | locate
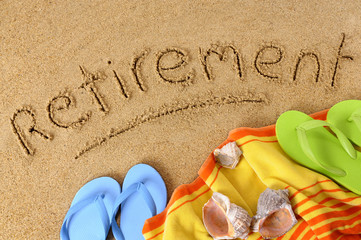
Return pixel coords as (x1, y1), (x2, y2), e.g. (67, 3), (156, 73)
(0, 0), (360, 239)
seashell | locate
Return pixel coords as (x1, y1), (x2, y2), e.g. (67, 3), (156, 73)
(213, 142), (242, 169)
(203, 192), (251, 239)
(251, 188), (297, 239)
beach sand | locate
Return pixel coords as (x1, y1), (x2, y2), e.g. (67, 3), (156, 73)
(0, 0), (360, 238)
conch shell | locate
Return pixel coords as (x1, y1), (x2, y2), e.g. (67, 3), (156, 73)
(251, 188), (297, 239)
(203, 192), (251, 239)
(213, 142), (242, 169)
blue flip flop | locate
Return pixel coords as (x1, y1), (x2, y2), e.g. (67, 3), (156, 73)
(60, 177), (121, 240)
(111, 164), (167, 240)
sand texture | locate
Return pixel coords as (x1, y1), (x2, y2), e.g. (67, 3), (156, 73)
(0, 0), (360, 239)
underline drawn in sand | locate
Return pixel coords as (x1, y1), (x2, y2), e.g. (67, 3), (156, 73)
(75, 94), (266, 159)
(10, 33), (354, 158)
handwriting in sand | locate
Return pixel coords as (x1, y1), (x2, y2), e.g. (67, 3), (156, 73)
(11, 33), (353, 158)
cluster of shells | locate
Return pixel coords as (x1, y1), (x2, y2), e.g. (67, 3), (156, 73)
(202, 189), (297, 239)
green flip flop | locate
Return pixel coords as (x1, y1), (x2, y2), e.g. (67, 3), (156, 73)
(276, 110), (361, 195)
(327, 100), (361, 147)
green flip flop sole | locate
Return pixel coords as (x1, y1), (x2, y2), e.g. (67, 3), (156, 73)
(276, 110), (361, 195)
(327, 99), (361, 147)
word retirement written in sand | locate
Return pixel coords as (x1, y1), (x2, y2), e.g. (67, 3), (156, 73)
(10, 33), (354, 160)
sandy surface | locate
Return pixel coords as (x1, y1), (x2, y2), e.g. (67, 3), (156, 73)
(0, 0), (360, 238)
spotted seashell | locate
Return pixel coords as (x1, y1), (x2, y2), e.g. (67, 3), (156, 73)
(213, 142), (242, 169)
(203, 192), (251, 239)
(251, 188), (297, 239)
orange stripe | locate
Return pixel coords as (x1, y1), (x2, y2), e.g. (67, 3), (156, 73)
(340, 235), (361, 240)
(318, 228), (359, 240)
(228, 124), (276, 141)
(289, 220), (309, 239)
(144, 185), (212, 237)
(198, 139), (230, 180)
(293, 188), (352, 211)
(304, 204), (361, 224)
(238, 139), (278, 146)
(317, 217), (361, 238)
(288, 180), (333, 200)
(144, 165), (223, 234)
(143, 177), (206, 233)
(299, 199), (359, 220)
(310, 208), (361, 234)
(209, 165), (223, 187)
(146, 230), (164, 240)
(318, 196), (360, 205)
(303, 228), (316, 239)
(167, 167), (222, 216)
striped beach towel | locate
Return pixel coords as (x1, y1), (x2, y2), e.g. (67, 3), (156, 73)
(142, 109), (361, 240)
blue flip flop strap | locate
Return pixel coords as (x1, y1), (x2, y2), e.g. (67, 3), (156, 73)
(111, 182), (157, 240)
(60, 194), (110, 240)
(296, 119), (355, 177)
(349, 108), (361, 133)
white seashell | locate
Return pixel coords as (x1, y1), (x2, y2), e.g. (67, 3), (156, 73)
(213, 142), (242, 169)
(251, 188), (297, 239)
(203, 192), (251, 239)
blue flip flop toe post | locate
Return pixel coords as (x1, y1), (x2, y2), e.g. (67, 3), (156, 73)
(111, 164), (167, 240)
(60, 177), (121, 240)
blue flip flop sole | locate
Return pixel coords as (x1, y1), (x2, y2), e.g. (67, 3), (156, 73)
(62, 177), (121, 240)
(120, 164), (167, 240)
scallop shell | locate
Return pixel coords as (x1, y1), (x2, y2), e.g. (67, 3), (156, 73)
(213, 142), (242, 169)
(203, 192), (251, 239)
(251, 188), (297, 239)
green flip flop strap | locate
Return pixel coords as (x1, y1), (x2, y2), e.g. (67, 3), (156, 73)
(296, 120), (356, 177)
(348, 108), (361, 133)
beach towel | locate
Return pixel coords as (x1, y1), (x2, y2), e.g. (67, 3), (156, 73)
(142, 109), (361, 240)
